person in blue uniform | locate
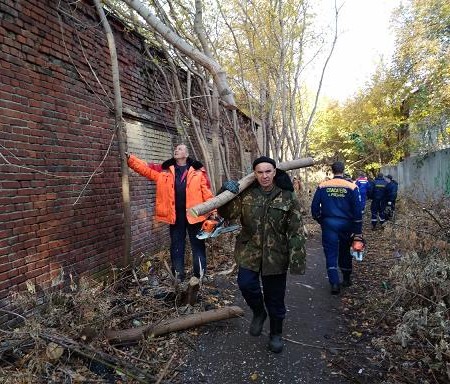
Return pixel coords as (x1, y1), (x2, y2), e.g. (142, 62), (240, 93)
(355, 172), (369, 214)
(384, 174), (398, 219)
(311, 161), (363, 294)
(368, 173), (388, 229)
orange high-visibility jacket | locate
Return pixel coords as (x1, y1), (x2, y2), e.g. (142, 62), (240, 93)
(127, 154), (214, 224)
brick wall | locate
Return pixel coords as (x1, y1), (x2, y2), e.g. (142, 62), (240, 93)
(0, 0), (257, 321)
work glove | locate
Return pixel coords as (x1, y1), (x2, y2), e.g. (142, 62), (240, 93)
(124, 151), (131, 159)
(219, 180), (240, 194)
(351, 233), (364, 242)
(387, 201), (392, 206)
(207, 212), (219, 220)
(290, 249), (306, 275)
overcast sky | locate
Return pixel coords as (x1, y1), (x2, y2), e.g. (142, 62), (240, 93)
(311, 0), (402, 101)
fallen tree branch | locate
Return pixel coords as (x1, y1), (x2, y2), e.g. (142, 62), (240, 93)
(155, 352), (176, 384)
(189, 157), (315, 217)
(421, 207), (444, 229)
(39, 331), (154, 383)
(330, 358), (365, 384)
(106, 305), (244, 344)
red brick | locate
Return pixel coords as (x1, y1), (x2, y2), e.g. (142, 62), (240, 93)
(0, 0), (255, 323)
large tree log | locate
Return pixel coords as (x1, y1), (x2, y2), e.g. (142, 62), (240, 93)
(106, 305), (244, 344)
(189, 157), (315, 217)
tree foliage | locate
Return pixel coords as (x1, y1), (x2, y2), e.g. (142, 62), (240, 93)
(391, 0), (450, 149)
(310, 0), (450, 174)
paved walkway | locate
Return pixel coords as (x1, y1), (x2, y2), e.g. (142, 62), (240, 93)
(178, 237), (350, 384)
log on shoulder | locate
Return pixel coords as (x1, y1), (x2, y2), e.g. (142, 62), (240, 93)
(189, 157), (315, 217)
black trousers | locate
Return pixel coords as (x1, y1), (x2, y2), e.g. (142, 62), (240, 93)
(169, 216), (206, 280)
(237, 267), (287, 320)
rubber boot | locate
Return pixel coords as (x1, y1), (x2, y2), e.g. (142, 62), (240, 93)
(330, 283), (340, 295)
(268, 318), (283, 353)
(342, 272), (352, 287)
(249, 302), (267, 336)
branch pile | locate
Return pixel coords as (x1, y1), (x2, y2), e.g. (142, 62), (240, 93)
(0, 236), (240, 383)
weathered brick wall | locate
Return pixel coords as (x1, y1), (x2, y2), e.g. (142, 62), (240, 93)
(0, 0), (125, 320)
(125, 119), (174, 257)
(0, 0), (257, 321)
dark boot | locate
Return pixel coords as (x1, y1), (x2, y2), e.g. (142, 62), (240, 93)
(268, 318), (284, 353)
(249, 302), (267, 336)
(330, 283), (340, 295)
(342, 272), (352, 287)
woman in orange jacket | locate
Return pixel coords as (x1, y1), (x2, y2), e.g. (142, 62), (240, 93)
(127, 144), (215, 281)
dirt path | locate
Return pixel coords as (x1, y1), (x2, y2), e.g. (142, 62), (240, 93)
(178, 237), (351, 384)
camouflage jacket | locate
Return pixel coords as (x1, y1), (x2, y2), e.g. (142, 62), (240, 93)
(218, 183), (306, 275)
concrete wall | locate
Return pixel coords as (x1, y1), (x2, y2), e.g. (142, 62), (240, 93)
(382, 148), (450, 199)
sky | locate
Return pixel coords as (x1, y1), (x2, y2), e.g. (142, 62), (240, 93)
(312, 0), (402, 101)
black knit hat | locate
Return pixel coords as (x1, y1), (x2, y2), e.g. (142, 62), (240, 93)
(252, 156), (276, 170)
(331, 161), (345, 174)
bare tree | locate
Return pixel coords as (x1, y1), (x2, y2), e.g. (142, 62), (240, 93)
(93, 0), (132, 266)
(121, 0), (236, 110)
(214, 0), (341, 161)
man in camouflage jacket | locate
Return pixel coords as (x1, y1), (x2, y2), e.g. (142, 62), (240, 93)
(218, 156), (306, 353)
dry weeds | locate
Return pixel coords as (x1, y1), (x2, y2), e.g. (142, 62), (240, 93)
(331, 194), (450, 383)
(0, 235), (237, 383)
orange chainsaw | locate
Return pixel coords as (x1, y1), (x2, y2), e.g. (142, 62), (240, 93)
(196, 217), (241, 240)
(350, 234), (366, 261)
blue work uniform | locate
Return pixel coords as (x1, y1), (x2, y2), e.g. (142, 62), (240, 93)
(355, 176), (369, 213)
(385, 180), (398, 209)
(368, 176), (388, 228)
(311, 177), (362, 285)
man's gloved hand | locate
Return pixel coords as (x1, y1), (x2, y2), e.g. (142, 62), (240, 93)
(290, 259), (306, 275)
(290, 251), (306, 275)
(351, 233), (364, 242)
(125, 151), (131, 159)
(387, 201), (392, 206)
(208, 212), (219, 220)
(219, 180), (240, 194)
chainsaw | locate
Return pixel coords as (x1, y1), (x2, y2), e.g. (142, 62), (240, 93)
(350, 234), (366, 261)
(196, 217), (241, 240)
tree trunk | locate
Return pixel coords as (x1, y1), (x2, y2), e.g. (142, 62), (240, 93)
(106, 306), (244, 344)
(94, 0), (131, 266)
(300, 0), (340, 155)
(121, 0), (236, 109)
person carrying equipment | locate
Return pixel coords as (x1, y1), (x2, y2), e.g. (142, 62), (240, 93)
(218, 156), (306, 354)
(311, 161), (363, 295)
